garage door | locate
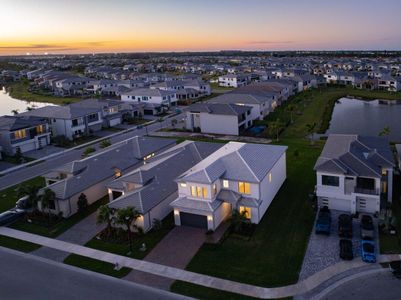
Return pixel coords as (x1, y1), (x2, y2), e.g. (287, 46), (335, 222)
(180, 212), (207, 229)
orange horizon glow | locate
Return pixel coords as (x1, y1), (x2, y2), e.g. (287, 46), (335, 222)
(1, 0), (401, 56)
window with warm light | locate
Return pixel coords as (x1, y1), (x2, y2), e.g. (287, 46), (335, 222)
(268, 172), (272, 182)
(180, 183), (187, 188)
(190, 185), (208, 199)
(223, 180), (229, 188)
(13, 129), (27, 140)
(239, 206), (251, 219)
(202, 187), (207, 198)
(196, 186), (202, 197)
(191, 186), (196, 197)
(212, 184), (217, 196)
(36, 125), (45, 134)
(238, 181), (251, 194)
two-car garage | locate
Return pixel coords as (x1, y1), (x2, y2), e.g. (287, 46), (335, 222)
(179, 212), (208, 229)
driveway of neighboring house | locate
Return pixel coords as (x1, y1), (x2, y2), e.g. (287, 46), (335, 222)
(32, 212), (105, 262)
(24, 145), (65, 160)
(124, 226), (207, 290)
(299, 210), (379, 281)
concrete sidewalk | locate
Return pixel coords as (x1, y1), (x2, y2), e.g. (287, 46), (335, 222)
(1, 227), (400, 299)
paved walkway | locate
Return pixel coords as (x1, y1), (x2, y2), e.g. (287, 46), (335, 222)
(32, 212), (105, 262)
(1, 227), (400, 299)
(124, 226), (207, 290)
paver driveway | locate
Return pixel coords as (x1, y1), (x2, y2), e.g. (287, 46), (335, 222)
(299, 210), (379, 281)
(124, 226), (207, 290)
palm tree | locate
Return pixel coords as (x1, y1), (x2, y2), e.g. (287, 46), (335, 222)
(40, 188), (56, 226)
(115, 207), (141, 254)
(17, 185), (41, 210)
(230, 209), (248, 233)
(268, 119), (283, 142)
(379, 126), (390, 137)
(11, 109), (19, 115)
(306, 122), (316, 145)
(286, 104), (296, 123)
(97, 205), (115, 237)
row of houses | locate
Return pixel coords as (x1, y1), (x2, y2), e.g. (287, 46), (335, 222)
(0, 99), (142, 156)
(38, 136), (288, 232)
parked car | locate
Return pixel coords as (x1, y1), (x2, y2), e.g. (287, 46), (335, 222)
(315, 206), (331, 235)
(390, 261), (401, 279)
(361, 215), (374, 239)
(338, 214), (353, 238)
(0, 209), (26, 226)
(361, 238), (376, 263)
(339, 239), (354, 260)
(136, 125), (143, 129)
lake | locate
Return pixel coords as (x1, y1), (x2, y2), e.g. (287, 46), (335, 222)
(0, 86), (55, 116)
(326, 97), (401, 141)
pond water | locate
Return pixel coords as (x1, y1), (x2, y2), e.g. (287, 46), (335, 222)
(0, 86), (55, 116)
(326, 97), (401, 141)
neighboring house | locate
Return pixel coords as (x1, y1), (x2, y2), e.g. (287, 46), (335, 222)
(314, 134), (395, 214)
(54, 76), (90, 96)
(377, 75), (401, 92)
(22, 103), (103, 140)
(171, 142), (287, 231)
(324, 72), (338, 84)
(186, 103), (253, 136)
(120, 88), (177, 115)
(0, 115), (51, 155)
(208, 92), (275, 120)
(218, 74), (250, 88)
(41, 136), (176, 218)
(107, 140), (223, 232)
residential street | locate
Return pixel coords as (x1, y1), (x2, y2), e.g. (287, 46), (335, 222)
(0, 112), (184, 190)
(0, 246), (191, 300)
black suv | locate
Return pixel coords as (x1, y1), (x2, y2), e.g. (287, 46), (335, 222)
(339, 239), (354, 260)
(338, 214), (353, 238)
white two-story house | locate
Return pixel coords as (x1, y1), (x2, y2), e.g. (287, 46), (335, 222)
(218, 74), (250, 88)
(171, 142), (287, 231)
(314, 134), (395, 214)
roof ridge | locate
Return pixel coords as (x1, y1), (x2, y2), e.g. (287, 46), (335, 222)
(348, 151), (381, 177)
(235, 146), (259, 182)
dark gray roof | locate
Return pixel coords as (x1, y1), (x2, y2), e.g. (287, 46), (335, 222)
(208, 93), (273, 105)
(315, 134), (395, 177)
(170, 197), (223, 212)
(44, 136), (175, 200)
(188, 103), (252, 116)
(0, 115), (47, 131)
(108, 141), (223, 214)
(21, 104), (101, 120)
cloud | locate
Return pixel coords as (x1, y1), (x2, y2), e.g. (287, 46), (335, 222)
(0, 41), (111, 50)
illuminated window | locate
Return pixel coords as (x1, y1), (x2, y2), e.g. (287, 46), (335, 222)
(269, 172), (272, 183)
(180, 183), (187, 188)
(13, 129), (27, 140)
(114, 168), (122, 178)
(191, 186), (196, 197)
(223, 180), (229, 188)
(196, 186), (202, 197)
(212, 184), (217, 196)
(239, 206), (251, 219)
(36, 125), (45, 134)
(238, 182), (251, 194)
(202, 187), (207, 198)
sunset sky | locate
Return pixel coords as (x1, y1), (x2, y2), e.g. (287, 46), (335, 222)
(1, 0), (401, 55)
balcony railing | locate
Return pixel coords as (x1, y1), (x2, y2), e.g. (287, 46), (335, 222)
(354, 187), (379, 195)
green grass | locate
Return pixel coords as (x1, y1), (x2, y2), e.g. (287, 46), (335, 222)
(63, 254), (131, 278)
(0, 235), (41, 253)
(7, 81), (82, 105)
(380, 189), (401, 254)
(0, 176), (45, 213)
(211, 82), (234, 93)
(1, 155), (36, 165)
(172, 139), (320, 291)
(85, 213), (175, 260)
(10, 196), (108, 238)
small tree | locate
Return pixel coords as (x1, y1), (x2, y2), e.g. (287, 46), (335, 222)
(77, 193), (88, 213)
(40, 188), (56, 226)
(230, 209), (248, 233)
(83, 147), (95, 157)
(100, 139), (111, 149)
(286, 104), (296, 124)
(17, 184), (41, 210)
(11, 109), (19, 115)
(115, 207), (141, 254)
(15, 147), (22, 162)
(379, 126), (390, 137)
(268, 119), (284, 142)
(97, 205), (115, 238)
(306, 122), (316, 145)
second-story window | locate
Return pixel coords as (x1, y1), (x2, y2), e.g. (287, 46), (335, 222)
(238, 181), (251, 194)
(190, 186), (207, 199)
(212, 184), (217, 196)
(13, 129), (27, 140)
(223, 180), (229, 188)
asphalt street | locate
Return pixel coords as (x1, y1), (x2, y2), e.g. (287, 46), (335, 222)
(0, 112), (184, 190)
(0, 246), (191, 300)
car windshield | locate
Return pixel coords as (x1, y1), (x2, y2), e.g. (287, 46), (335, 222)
(363, 243), (374, 253)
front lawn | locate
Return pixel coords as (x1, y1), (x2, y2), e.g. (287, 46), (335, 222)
(0, 235), (41, 253)
(171, 139), (321, 294)
(63, 254), (131, 278)
(0, 176), (45, 213)
(10, 196), (108, 238)
(85, 213), (175, 260)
